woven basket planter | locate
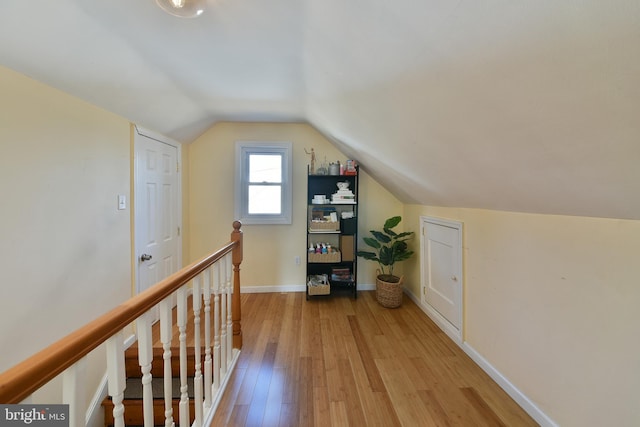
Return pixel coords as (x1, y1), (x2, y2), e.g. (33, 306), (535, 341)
(375, 271), (404, 308)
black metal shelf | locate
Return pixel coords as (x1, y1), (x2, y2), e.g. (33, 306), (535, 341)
(306, 166), (359, 300)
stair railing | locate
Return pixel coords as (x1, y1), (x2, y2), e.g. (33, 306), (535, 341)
(0, 221), (243, 427)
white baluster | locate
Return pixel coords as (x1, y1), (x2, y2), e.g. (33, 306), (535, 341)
(62, 358), (86, 427)
(106, 331), (126, 427)
(213, 263), (221, 391)
(220, 258), (228, 374)
(226, 253), (234, 365)
(136, 311), (155, 427)
(191, 276), (204, 426)
(177, 287), (190, 427)
(159, 297), (175, 427)
(202, 268), (213, 408)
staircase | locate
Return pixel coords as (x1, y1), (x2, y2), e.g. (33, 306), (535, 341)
(102, 345), (205, 426)
(0, 221), (243, 427)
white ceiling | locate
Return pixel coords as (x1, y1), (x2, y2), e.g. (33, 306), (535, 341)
(1, 0), (638, 219)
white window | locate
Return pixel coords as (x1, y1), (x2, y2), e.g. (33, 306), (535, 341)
(235, 141), (292, 225)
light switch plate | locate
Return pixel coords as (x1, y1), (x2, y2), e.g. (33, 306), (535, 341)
(118, 195), (126, 210)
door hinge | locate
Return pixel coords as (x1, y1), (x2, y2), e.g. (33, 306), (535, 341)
(177, 226), (181, 236)
(177, 162), (180, 173)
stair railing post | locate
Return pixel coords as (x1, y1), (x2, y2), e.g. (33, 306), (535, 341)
(106, 331), (126, 427)
(220, 256), (228, 374)
(213, 262), (221, 392)
(225, 252), (233, 366)
(177, 287), (190, 427)
(159, 297), (175, 427)
(231, 221), (243, 349)
(135, 311), (154, 427)
(203, 268), (213, 408)
(192, 276), (204, 426)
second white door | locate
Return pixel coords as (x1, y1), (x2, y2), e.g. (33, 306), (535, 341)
(422, 217), (463, 340)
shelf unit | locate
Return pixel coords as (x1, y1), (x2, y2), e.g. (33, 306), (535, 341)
(306, 166), (358, 300)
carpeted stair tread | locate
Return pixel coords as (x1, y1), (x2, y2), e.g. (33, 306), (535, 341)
(123, 377), (195, 400)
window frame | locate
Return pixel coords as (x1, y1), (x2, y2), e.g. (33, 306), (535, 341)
(235, 141), (293, 225)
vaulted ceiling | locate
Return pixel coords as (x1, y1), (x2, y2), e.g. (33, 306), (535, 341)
(1, 1), (638, 219)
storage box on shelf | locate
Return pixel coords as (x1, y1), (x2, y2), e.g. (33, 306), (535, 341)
(309, 221), (339, 232)
(307, 274), (330, 295)
(308, 251), (341, 263)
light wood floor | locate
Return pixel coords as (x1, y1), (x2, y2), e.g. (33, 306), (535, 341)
(210, 291), (538, 427)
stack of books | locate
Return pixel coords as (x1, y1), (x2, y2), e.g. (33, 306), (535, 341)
(331, 267), (352, 282)
(331, 189), (355, 204)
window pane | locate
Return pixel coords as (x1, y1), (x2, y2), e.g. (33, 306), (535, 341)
(249, 154), (282, 183)
(248, 185), (282, 214)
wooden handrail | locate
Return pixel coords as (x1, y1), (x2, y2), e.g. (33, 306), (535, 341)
(0, 221), (243, 404)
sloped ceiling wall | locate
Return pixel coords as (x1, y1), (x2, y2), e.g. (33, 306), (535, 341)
(1, 0), (638, 219)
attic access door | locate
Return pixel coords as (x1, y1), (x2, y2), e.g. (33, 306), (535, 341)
(421, 217), (463, 342)
(134, 126), (182, 295)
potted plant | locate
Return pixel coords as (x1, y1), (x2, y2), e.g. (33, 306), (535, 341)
(357, 216), (415, 307)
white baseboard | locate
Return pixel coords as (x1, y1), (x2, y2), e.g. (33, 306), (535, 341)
(202, 348), (241, 426)
(403, 288), (557, 427)
(404, 290), (462, 344)
(241, 284), (306, 293)
(462, 343), (558, 427)
(241, 283), (376, 293)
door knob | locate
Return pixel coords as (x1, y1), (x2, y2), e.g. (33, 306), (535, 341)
(140, 254), (153, 262)
(451, 275), (458, 282)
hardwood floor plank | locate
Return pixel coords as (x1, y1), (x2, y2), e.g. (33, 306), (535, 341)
(227, 404), (249, 427)
(274, 293), (300, 369)
(460, 387), (508, 427)
(234, 320), (273, 406)
(320, 317), (346, 402)
(341, 339), (402, 427)
(329, 401), (349, 427)
(336, 357), (367, 426)
(366, 392), (403, 427)
(418, 389), (453, 427)
(209, 365), (247, 426)
(209, 292), (538, 427)
(312, 386), (331, 427)
(347, 315), (386, 392)
(277, 403), (297, 427)
(262, 366), (285, 426)
(244, 342), (278, 425)
(376, 356), (442, 426)
(297, 356), (314, 427)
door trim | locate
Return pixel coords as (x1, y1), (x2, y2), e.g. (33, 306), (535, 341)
(133, 124), (183, 294)
(420, 216), (463, 344)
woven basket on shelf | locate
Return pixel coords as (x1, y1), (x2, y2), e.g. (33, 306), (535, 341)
(375, 269), (404, 308)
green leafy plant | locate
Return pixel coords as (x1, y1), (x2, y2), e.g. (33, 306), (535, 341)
(357, 216), (415, 282)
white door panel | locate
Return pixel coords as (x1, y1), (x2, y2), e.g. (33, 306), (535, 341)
(422, 217), (463, 339)
(135, 127), (181, 295)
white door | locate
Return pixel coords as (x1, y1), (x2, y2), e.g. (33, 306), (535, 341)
(421, 217), (463, 341)
(134, 126), (181, 294)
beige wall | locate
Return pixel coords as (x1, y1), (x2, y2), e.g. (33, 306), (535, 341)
(403, 205), (640, 426)
(187, 121), (403, 288)
(0, 66), (132, 403)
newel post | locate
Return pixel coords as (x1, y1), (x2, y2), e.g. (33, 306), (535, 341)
(231, 221), (243, 349)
